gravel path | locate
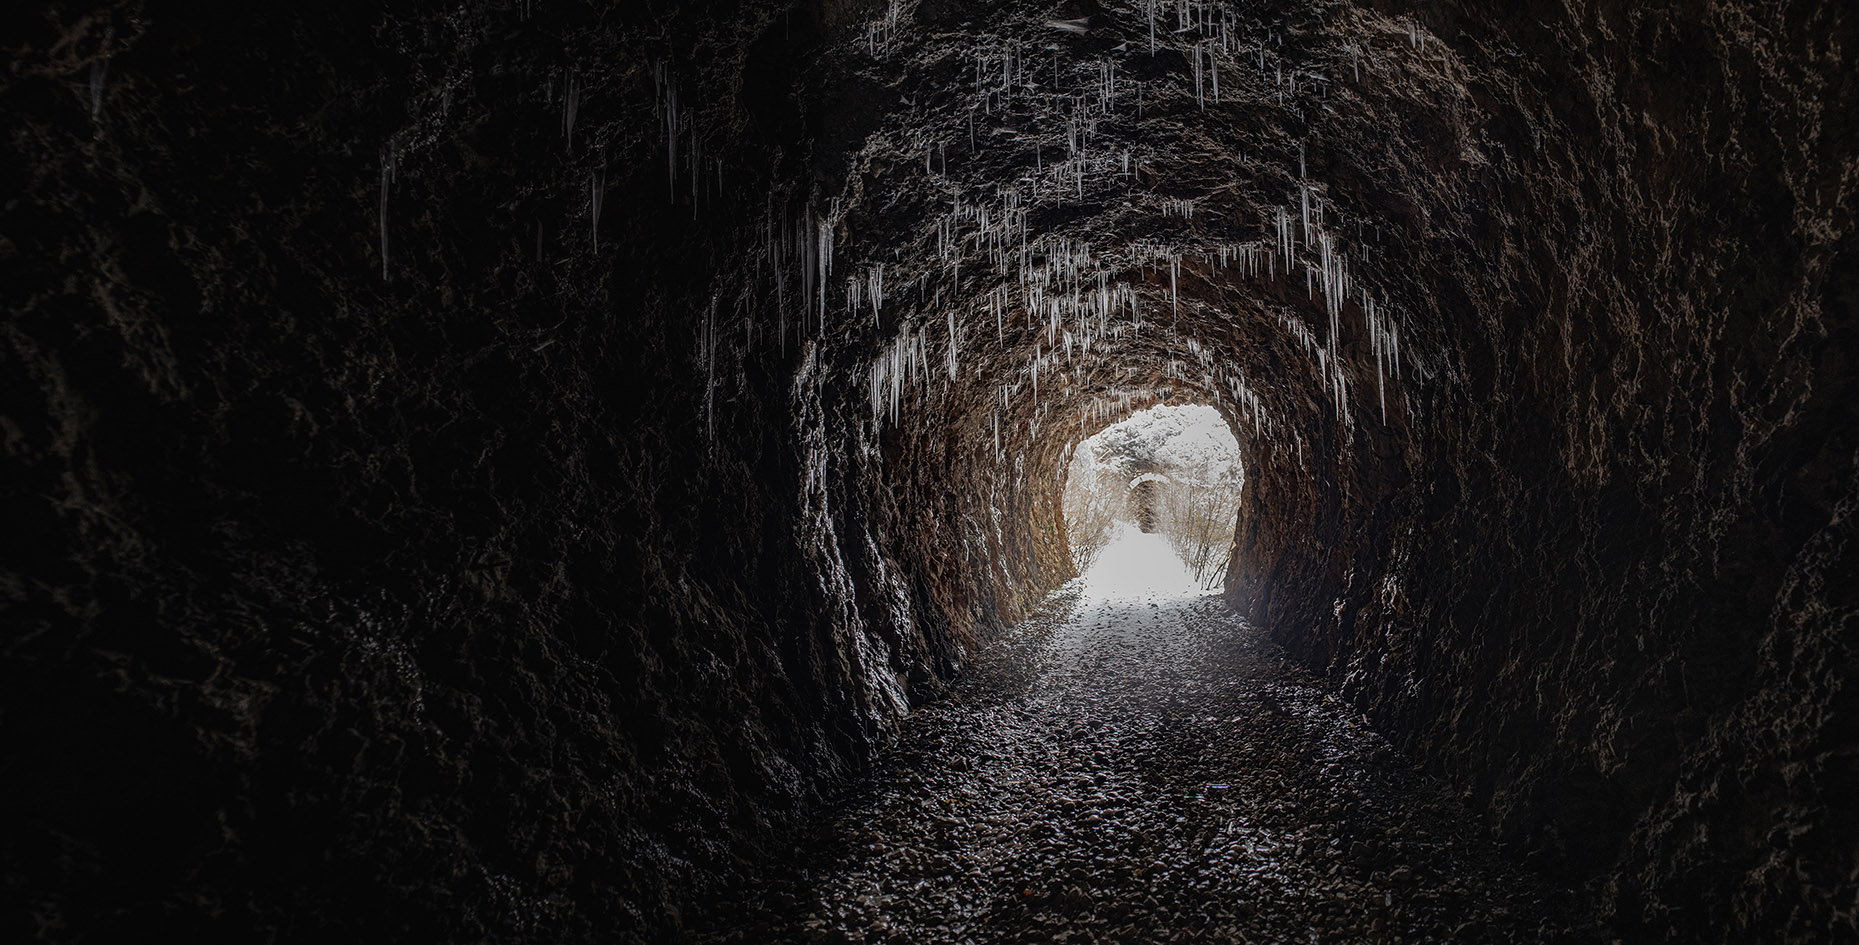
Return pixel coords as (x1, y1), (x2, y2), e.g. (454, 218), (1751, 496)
(697, 531), (1601, 944)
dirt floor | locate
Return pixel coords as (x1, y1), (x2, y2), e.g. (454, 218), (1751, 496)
(695, 529), (1603, 944)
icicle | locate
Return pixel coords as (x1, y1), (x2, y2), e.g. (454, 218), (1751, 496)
(665, 75), (680, 193)
(1372, 296), (1387, 424)
(817, 215), (834, 332)
(1193, 42), (1204, 110)
(589, 170), (604, 251)
(703, 293), (718, 447)
(89, 59), (107, 121)
(378, 144), (395, 280)
(947, 311), (958, 380)
(564, 72), (579, 151)
(1169, 255), (1179, 315)
(688, 116), (700, 215)
(867, 264), (883, 325)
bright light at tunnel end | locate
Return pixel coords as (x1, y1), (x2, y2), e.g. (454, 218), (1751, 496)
(1080, 525), (1213, 602)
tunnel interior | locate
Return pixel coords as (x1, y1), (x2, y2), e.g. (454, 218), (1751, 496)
(2, 0), (1855, 943)
(1131, 478), (1161, 533)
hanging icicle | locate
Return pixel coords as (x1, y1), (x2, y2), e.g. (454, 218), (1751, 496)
(378, 144), (395, 280)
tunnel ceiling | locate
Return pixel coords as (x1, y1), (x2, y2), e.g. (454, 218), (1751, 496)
(3, 0), (1854, 943)
(745, 0), (1448, 481)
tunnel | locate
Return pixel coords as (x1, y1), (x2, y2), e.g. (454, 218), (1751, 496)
(2, 0), (1854, 942)
(1129, 476), (1164, 533)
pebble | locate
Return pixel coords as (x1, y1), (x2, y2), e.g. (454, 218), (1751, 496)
(695, 585), (1601, 943)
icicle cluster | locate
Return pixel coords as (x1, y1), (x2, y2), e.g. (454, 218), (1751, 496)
(794, 0), (1426, 448)
(1161, 198), (1197, 221)
(1362, 291), (1401, 422)
(743, 197), (842, 353)
(865, 0), (905, 57)
(848, 264), (886, 326)
(652, 62), (727, 214)
(868, 325), (932, 426)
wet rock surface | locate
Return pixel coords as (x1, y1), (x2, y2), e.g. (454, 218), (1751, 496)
(698, 535), (1599, 944)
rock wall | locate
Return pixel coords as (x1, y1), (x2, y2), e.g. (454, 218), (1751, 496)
(1225, 4), (1858, 941)
(3, 1), (1853, 943)
(1, 2), (1058, 940)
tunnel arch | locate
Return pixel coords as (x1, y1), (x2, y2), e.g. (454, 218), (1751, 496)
(1128, 475), (1162, 531)
(1060, 399), (1246, 577)
(799, 3), (1442, 683)
(678, 4), (1857, 942)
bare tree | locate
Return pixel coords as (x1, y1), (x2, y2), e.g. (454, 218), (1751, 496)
(1063, 405), (1242, 581)
(1158, 455), (1242, 588)
(1062, 449), (1127, 572)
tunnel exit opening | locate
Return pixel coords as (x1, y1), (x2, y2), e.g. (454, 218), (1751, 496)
(1061, 403), (1245, 590)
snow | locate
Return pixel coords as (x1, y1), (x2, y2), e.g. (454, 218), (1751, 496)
(1078, 524), (1207, 604)
(1087, 404), (1238, 479)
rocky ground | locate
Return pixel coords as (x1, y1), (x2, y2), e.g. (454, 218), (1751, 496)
(694, 530), (1603, 944)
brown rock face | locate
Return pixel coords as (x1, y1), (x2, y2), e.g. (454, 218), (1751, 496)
(2, 1), (1852, 943)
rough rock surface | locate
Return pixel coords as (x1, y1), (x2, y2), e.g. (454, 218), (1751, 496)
(2, 0), (1854, 943)
(697, 532), (1601, 943)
